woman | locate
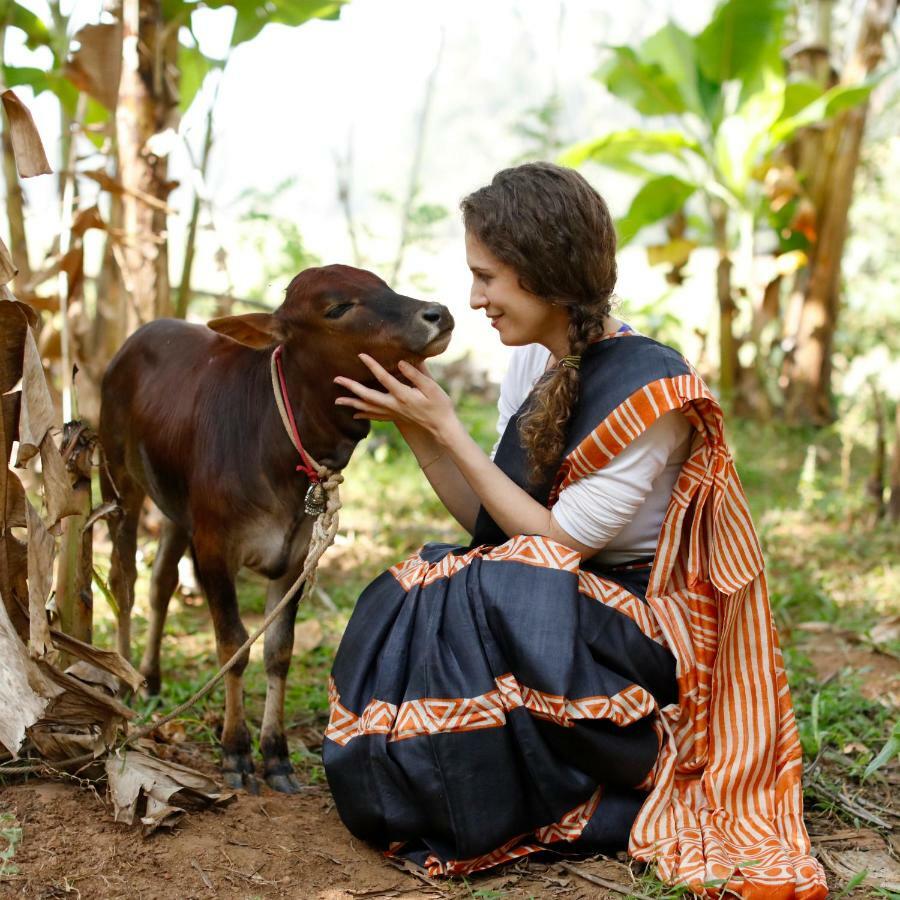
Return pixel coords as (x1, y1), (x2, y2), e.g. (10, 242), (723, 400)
(324, 163), (826, 899)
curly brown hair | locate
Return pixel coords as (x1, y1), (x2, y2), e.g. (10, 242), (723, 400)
(460, 162), (617, 483)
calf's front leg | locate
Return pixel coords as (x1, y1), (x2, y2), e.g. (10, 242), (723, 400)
(192, 538), (259, 794)
(260, 572), (304, 793)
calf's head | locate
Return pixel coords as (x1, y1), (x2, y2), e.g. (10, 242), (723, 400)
(208, 265), (454, 379)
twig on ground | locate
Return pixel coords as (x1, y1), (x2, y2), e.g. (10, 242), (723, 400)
(558, 862), (655, 899)
(809, 775), (894, 830)
(191, 859), (214, 892)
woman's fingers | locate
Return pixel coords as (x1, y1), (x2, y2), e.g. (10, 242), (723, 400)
(397, 359), (432, 388)
(333, 376), (396, 407)
(358, 353), (408, 396)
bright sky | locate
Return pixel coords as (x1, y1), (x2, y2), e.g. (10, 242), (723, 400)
(10, 0), (719, 375)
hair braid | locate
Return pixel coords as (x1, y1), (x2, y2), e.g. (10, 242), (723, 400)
(517, 303), (612, 484)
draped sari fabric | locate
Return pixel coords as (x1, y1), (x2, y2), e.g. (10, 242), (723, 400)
(324, 335), (827, 898)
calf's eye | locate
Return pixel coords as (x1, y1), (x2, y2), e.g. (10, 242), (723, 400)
(325, 303), (354, 319)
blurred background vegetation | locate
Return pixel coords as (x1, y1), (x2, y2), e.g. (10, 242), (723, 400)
(1, 0), (899, 890)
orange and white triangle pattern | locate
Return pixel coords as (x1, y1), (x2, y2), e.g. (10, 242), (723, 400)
(577, 572), (665, 645)
(389, 534), (581, 591)
(325, 673), (655, 747)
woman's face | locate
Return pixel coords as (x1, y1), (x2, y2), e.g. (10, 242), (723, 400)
(465, 231), (569, 350)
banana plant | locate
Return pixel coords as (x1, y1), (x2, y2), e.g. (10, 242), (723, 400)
(562, 0), (877, 406)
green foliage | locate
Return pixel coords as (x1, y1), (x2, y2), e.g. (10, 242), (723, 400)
(617, 175), (696, 247)
(0, 811), (22, 877)
(596, 45), (688, 116)
(202, 0), (346, 48)
(566, 0), (875, 244)
(562, 129), (700, 176)
(0, 1), (51, 50)
(694, 0), (789, 85)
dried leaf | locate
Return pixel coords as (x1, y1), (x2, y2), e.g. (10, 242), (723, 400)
(5, 467), (26, 527)
(0, 301), (29, 393)
(15, 325), (55, 465)
(37, 662), (133, 751)
(27, 725), (105, 760)
(0, 531), (29, 638)
(63, 22), (122, 111)
(72, 204), (106, 238)
(51, 631), (144, 694)
(25, 499), (55, 659)
(2, 391), (21, 461)
(0, 89), (52, 177)
(0, 235), (16, 284)
(869, 616), (900, 647)
(106, 748), (234, 832)
(0, 598), (59, 755)
(821, 848), (900, 891)
(39, 432), (79, 528)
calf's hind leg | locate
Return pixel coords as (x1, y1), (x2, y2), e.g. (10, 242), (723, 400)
(260, 571), (305, 793)
(139, 517), (190, 695)
(192, 537), (259, 793)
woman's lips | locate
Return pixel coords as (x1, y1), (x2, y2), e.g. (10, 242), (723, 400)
(489, 315), (503, 329)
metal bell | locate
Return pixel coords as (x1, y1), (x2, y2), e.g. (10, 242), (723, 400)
(304, 481), (327, 517)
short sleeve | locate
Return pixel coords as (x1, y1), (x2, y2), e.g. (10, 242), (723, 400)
(551, 410), (693, 549)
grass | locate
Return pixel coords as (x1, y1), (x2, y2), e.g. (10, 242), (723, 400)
(0, 811), (23, 878)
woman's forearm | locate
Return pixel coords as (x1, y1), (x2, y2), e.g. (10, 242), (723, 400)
(436, 419), (583, 549)
(399, 423), (481, 533)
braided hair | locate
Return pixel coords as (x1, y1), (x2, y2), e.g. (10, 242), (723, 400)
(460, 162), (617, 484)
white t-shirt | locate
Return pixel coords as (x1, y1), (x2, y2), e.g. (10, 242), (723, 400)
(492, 342), (693, 565)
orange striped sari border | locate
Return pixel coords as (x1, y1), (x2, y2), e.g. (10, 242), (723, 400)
(325, 674), (657, 747)
(554, 371), (715, 496)
(423, 787), (603, 877)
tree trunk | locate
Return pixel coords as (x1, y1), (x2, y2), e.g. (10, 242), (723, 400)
(866, 384), (886, 519)
(889, 401), (900, 523)
(116, 0), (178, 330)
(711, 201), (738, 407)
(783, 0), (897, 424)
(55, 423), (95, 652)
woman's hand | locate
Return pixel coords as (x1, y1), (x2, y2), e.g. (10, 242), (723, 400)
(334, 354), (459, 443)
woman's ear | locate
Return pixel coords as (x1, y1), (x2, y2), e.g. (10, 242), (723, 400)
(207, 313), (285, 348)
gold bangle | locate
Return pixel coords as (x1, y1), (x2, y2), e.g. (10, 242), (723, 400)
(420, 452), (444, 471)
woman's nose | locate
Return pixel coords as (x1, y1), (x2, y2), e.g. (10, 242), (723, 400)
(469, 288), (487, 310)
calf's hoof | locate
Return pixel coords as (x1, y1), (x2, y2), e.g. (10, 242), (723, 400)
(265, 771), (305, 794)
(223, 770), (261, 794)
(222, 749), (258, 794)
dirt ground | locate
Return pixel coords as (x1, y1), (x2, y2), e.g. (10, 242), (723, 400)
(1, 631), (898, 900)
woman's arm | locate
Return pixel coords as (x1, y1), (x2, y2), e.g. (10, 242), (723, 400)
(334, 355), (597, 556)
(396, 421), (481, 533)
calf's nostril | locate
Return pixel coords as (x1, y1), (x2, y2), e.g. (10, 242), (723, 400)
(421, 307), (443, 324)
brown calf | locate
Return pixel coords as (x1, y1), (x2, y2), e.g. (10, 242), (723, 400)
(99, 265), (453, 792)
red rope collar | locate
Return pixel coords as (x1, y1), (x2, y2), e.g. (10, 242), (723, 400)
(273, 344), (320, 483)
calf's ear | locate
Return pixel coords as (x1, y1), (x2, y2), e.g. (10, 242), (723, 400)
(207, 313), (284, 348)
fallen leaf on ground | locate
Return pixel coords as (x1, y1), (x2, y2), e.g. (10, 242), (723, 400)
(106, 748), (235, 833)
(820, 847), (900, 891)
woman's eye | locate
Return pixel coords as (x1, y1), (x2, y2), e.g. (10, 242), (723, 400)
(325, 303), (354, 319)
